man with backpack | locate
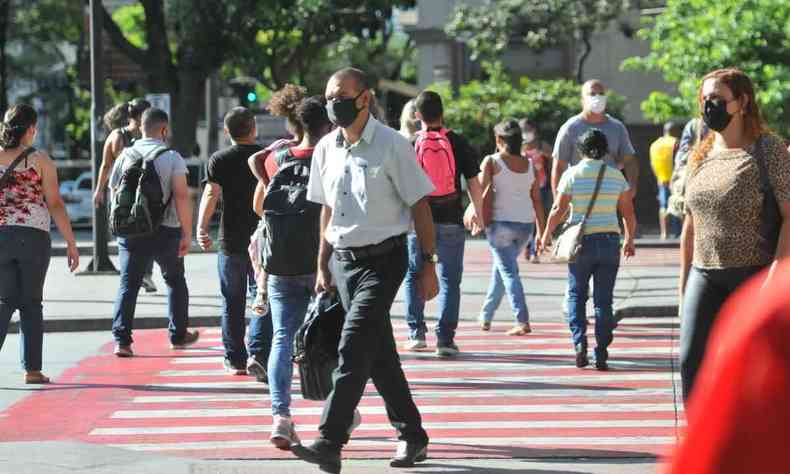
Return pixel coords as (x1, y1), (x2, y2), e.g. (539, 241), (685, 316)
(196, 107), (272, 378)
(108, 108), (199, 357)
(404, 90), (483, 356)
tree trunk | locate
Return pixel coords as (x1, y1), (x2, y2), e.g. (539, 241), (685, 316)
(0, 0), (10, 113)
(170, 71), (206, 157)
(576, 32), (592, 84)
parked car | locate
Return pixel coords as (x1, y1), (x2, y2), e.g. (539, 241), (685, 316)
(60, 171), (93, 225)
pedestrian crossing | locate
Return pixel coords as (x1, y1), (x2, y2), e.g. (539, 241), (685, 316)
(80, 317), (683, 460)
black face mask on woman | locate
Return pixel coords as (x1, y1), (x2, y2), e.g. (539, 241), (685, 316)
(702, 98), (734, 132)
(326, 91), (364, 128)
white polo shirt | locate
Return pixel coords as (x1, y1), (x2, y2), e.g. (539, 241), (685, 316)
(307, 116), (434, 248)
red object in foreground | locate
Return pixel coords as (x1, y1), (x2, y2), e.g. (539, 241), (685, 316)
(665, 263), (790, 474)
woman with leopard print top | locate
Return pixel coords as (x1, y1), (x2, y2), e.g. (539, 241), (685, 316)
(679, 68), (790, 404)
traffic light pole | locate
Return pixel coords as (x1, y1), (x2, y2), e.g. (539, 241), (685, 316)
(80, 0), (117, 275)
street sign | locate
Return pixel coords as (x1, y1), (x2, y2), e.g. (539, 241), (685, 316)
(145, 93), (171, 117)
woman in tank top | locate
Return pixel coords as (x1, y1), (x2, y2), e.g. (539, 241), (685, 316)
(0, 104), (79, 384)
(478, 119), (545, 336)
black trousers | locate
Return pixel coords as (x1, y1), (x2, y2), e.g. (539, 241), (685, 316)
(680, 265), (763, 402)
(318, 244), (429, 447)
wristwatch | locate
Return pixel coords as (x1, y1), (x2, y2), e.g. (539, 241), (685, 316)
(423, 252), (439, 264)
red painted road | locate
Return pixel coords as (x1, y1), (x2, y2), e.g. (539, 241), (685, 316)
(0, 318), (682, 460)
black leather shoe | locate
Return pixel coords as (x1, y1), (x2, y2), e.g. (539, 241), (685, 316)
(595, 349), (609, 371)
(575, 343), (589, 368)
(390, 440), (428, 467)
(292, 440), (341, 473)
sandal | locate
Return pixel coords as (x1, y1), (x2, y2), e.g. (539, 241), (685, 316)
(24, 371), (50, 384)
(480, 321), (491, 331)
(252, 292), (270, 316)
(506, 323), (532, 336)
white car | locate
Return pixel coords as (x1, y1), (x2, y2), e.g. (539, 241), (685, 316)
(60, 171), (94, 225)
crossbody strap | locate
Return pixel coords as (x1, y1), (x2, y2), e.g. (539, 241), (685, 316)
(0, 147), (36, 193)
(752, 136), (773, 197)
(579, 164), (607, 234)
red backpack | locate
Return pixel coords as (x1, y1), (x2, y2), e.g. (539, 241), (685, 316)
(415, 128), (457, 197)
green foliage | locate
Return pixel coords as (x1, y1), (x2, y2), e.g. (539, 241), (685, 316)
(622, 0), (790, 136)
(111, 4), (147, 50)
(430, 62), (625, 155)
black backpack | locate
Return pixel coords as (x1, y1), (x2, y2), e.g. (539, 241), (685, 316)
(259, 147), (321, 276)
(293, 292), (345, 401)
(110, 146), (173, 238)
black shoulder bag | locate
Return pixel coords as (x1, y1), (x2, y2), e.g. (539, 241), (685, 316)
(753, 136), (781, 259)
(0, 147), (37, 194)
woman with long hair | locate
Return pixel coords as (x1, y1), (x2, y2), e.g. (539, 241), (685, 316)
(478, 119), (545, 335)
(0, 104), (79, 383)
(679, 68), (790, 402)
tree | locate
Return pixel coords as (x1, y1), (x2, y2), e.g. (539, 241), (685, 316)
(622, 0), (790, 136)
(446, 0), (629, 83)
(430, 62), (626, 155)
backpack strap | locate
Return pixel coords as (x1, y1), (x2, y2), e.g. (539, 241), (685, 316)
(274, 147), (295, 167)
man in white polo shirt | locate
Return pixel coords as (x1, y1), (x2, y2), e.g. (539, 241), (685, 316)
(292, 68), (438, 473)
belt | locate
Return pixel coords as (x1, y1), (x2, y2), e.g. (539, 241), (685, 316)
(334, 234), (406, 262)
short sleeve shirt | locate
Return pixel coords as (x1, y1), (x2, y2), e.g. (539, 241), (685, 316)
(557, 159), (630, 236)
(306, 117), (435, 248)
(686, 134), (790, 269)
(206, 143), (262, 254)
(553, 114), (636, 168)
(109, 138), (187, 229)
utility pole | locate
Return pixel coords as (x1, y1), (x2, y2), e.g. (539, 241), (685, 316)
(206, 73), (219, 157)
(81, 0), (117, 274)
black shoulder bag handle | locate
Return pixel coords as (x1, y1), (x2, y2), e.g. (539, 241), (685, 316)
(0, 147), (37, 193)
(753, 136), (781, 258)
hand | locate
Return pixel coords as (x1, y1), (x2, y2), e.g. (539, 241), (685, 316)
(463, 205), (476, 231)
(622, 238), (636, 259)
(178, 234), (192, 258)
(66, 242), (79, 272)
(534, 237), (543, 255)
(540, 234), (552, 255)
(197, 228), (212, 251)
(418, 263), (439, 301)
(315, 265), (335, 294)
(92, 189), (105, 208)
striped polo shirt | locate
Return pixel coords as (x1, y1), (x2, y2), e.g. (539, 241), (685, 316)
(557, 158), (630, 235)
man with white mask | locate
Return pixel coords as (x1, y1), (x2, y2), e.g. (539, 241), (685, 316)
(551, 80), (638, 197)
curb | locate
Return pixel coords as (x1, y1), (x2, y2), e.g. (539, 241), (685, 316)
(9, 306), (679, 334)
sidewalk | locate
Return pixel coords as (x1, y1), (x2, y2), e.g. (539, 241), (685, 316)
(10, 240), (679, 333)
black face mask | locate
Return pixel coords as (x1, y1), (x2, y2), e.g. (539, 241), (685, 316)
(702, 98), (733, 132)
(326, 91), (364, 128)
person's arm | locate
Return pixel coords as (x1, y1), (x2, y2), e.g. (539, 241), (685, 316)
(540, 193), (571, 252)
(315, 205), (335, 293)
(531, 167), (546, 250)
(465, 176), (483, 229)
(253, 180), (266, 217)
(38, 152), (79, 271)
(551, 158), (568, 198)
(196, 181), (220, 251)
(248, 149), (270, 183)
(622, 153), (640, 197)
(93, 131), (123, 207)
(171, 173), (193, 257)
(679, 212), (694, 308)
(618, 191), (637, 258)
(412, 197), (439, 301)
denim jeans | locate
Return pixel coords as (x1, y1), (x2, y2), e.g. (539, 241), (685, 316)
(319, 243), (428, 447)
(218, 252), (272, 366)
(480, 221), (534, 324)
(567, 233), (621, 360)
(0, 227), (51, 371)
(267, 273), (315, 416)
(112, 226), (189, 345)
(680, 265), (763, 401)
(404, 223), (465, 343)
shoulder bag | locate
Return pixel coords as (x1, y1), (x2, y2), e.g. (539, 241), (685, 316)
(552, 163), (606, 263)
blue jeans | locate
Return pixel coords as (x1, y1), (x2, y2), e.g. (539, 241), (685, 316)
(112, 226), (189, 345)
(567, 233), (621, 359)
(267, 273), (315, 416)
(218, 252), (272, 366)
(480, 221), (534, 324)
(404, 224), (465, 343)
(0, 227), (51, 371)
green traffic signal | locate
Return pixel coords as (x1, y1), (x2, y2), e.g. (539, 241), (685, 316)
(246, 91), (258, 103)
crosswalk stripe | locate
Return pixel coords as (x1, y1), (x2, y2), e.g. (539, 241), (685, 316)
(186, 346), (676, 356)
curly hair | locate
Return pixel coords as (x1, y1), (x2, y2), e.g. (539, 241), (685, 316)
(268, 84), (307, 138)
(296, 96), (330, 138)
(0, 104), (37, 149)
(103, 102), (130, 131)
(690, 68), (767, 171)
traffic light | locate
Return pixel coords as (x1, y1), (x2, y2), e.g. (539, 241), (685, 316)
(246, 90), (258, 104)
(229, 76), (260, 108)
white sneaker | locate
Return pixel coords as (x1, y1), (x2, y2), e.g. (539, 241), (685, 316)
(348, 409), (362, 435)
(270, 415), (300, 450)
(404, 339), (427, 351)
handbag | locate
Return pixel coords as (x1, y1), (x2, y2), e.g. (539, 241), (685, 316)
(0, 147), (36, 194)
(552, 163), (606, 263)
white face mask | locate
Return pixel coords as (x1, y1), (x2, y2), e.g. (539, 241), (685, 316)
(523, 132), (536, 144)
(586, 95), (607, 114)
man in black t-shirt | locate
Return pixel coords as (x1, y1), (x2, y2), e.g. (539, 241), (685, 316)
(403, 91), (484, 357)
(197, 107), (272, 379)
